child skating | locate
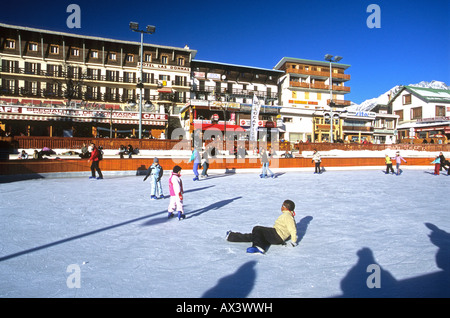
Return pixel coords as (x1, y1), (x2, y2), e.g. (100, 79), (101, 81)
(168, 165), (186, 220)
(226, 200), (297, 254)
(143, 157), (164, 199)
(431, 155), (441, 175)
(394, 151), (407, 175)
(385, 154), (395, 174)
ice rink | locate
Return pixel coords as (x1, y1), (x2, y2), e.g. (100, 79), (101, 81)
(0, 167), (449, 298)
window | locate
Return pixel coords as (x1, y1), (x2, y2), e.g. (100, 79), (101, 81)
(109, 52), (117, 61)
(305, 92), (309, 100)
(436, 105), (446, 117)
(395, 110), (403, 121)
(50, 45), (59, 54)
(411, 107), (422, 120)
(292, 91), (297, 99)
(126, 54), (134, 62)
(317, 93), (322, 100)
(71, 48), (80, 56)
(90, 50), (99, 58)
(161, 55), (168, 64)
(177, 57), (185, 66)
(144, 54), (152, 62)
(283, 117), (293, 123)
(5, 39), (15, 49)
(28, 42), (38, 51)
(403, 94), (412, 105)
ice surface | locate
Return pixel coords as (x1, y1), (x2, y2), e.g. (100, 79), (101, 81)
(0, 168), (449, 298)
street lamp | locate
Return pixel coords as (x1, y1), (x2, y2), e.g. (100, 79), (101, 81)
(130, 22), (155, 139)
(324, 54), (342, 143)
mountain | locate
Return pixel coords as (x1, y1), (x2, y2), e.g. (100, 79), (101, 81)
(347, 81), (450, 112)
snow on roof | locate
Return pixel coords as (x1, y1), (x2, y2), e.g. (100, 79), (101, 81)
(405, 86), (450, 103)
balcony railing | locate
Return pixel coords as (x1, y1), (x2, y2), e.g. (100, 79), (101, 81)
(287, 68), (351, 80)
(290, 81), (350, 92)
(192, 86), (278, 99)
(327, 99), (351, 106)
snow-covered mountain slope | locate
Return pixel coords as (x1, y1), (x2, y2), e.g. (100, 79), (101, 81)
(348, 81), (449, 112)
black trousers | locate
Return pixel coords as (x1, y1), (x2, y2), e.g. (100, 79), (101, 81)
(314, 162), (321, 173)
(91, 160), (103, 178)
(227, 226), (284, 251)
(386, 163), (394, 174)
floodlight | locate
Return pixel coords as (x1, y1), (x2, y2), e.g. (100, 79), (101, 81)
(146, 25), (156, 34)
(334, 56), (343, 62)
(324, 54), (333, 61)
(129, 22), (139, 30)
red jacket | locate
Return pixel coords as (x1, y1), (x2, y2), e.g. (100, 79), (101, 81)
(89, 147), (100, 161)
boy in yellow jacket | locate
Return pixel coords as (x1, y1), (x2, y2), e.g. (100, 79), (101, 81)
(226, 200), (297, 254)
(385, 154), (395, 174)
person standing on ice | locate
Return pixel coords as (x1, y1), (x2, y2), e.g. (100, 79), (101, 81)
(188, 146), (201, 181)
(312, 149), (322, 174)
(143, 157), (164, 200)
(384, 154), (395, 174)
(168, 165), (185, 220)
(88, 143), (103, 180)
(394, 151), (407, 175)
(260, 148), (274, 178)
(431, 155), (441, 175)
(226, 200), (297, 254)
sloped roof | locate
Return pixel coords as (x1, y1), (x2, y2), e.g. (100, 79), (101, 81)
(389, 86), (450, 104)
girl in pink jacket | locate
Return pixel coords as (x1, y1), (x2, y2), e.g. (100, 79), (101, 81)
(393, 151), (407, 175)
(168, 165), (185, 220)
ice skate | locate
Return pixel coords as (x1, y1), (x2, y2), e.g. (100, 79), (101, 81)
(246, 246), (264, 254)
(150, 195), (156, 200)
(178, 211), (186, 220)
(168, 212), (174, 219)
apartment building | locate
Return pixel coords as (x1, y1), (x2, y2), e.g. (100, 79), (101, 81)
(0, 23), (196, 138)
(181, 60), (283, 140)
(274, 57), (351, 142)
(388, 86), (450, 141)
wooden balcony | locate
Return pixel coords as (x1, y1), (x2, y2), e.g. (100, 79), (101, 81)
(290, 81), (350, 92)
(287, 68), (350, 80)
(327, 99), (351, 106)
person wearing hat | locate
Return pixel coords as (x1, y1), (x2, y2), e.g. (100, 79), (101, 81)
(226, 200), (297, 254)
(143, 157), (164, 200)
(168, 165), (185, 220)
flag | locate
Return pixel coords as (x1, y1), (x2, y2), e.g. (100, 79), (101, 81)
(249, 94), (261, 142)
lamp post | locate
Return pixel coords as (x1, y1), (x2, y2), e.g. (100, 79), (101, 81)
(130, 22), (155, 139)
(324, 54), (342, 143)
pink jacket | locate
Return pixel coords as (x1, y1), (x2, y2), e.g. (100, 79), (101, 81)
(394, 155), (406, 164)
(169, 172), (183, 197)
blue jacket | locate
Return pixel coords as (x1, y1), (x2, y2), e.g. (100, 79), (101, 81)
(189, 149), (201, 164)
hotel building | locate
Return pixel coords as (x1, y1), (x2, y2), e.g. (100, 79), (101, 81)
(0, 23), (197, 138)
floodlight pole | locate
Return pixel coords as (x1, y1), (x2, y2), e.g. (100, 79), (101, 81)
(130, 22), (155, 139)
(325, 55), (343, 143)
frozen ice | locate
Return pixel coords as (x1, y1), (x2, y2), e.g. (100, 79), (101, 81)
(0, 167), (449, 298)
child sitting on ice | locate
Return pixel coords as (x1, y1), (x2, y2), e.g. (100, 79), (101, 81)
(168, 165), (185, 220)
(226, 200), (297, 254)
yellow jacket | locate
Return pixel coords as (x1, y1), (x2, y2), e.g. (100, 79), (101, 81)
(274, 211), (297, 243)
(385, 156), (392, 164)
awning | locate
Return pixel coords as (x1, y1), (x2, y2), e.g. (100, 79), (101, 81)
(191, 123), (245, 132)
(158, 87), (173, 93)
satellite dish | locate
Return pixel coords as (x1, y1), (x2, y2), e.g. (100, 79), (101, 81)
(221, 75), (226, 80)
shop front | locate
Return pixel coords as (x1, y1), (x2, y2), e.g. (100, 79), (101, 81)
(0, 105), (168, 138)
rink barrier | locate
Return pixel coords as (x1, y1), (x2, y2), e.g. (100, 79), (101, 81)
(0, 157), (438, 176)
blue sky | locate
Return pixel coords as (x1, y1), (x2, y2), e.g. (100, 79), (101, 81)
(1, 0), (449, 104)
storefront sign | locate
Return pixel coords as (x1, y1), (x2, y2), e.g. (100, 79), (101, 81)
(137, 62), (190, 73)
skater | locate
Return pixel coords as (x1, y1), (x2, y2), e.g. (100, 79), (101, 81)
(189, 146), (201, 181)
(394, 151), (407, 175)
(168, 165), (185, 220)
(88, 143), (103, 179)
(226, 199), (297, 254)
(312, 149), (321, 174)
(438, 152), (449, 172)
(143, 157), (164, 199)
(431, 155), (441, 175)
(385, 154), (395, 174)
(260, 148), (274, 178)
(200, 146), (211, 178)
